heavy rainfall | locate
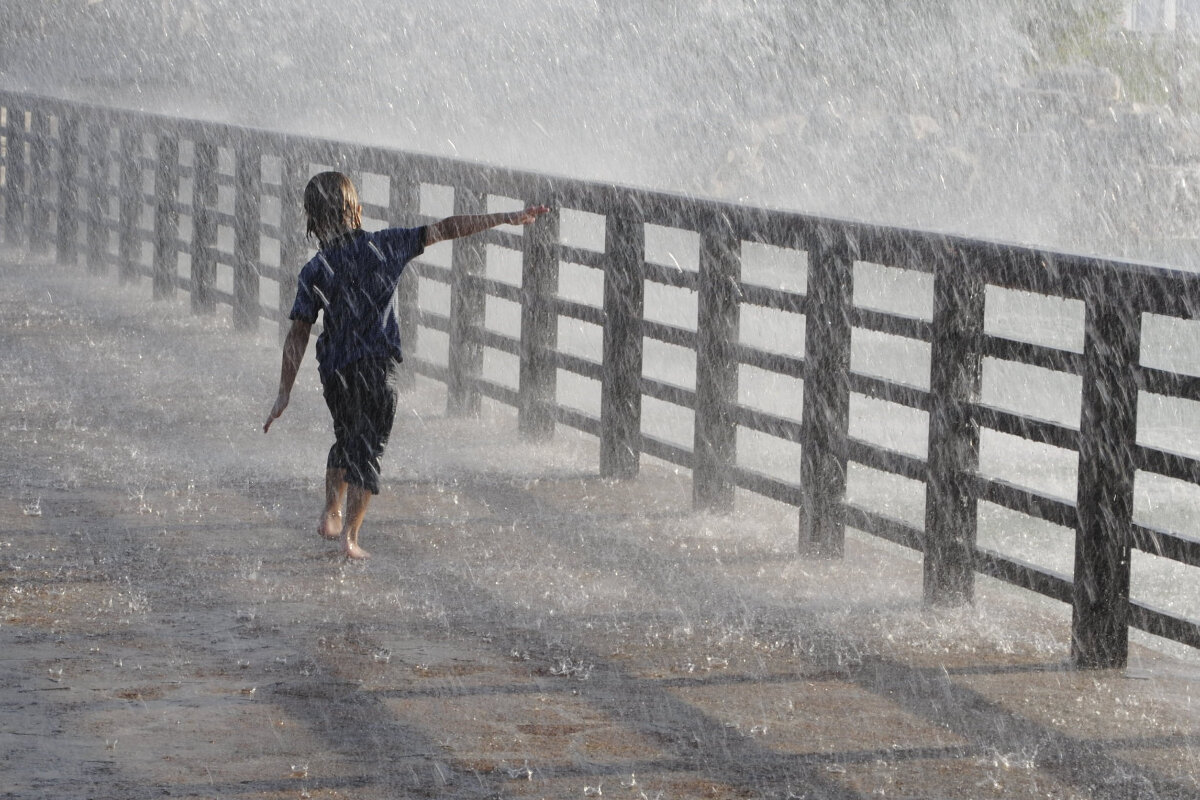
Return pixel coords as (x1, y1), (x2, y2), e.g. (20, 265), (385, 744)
(1, 1), (1199, 798)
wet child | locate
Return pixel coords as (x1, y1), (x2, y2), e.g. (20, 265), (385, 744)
(264, 170), (549, 559)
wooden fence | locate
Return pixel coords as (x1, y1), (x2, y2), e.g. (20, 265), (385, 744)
(3, 89), (1199, 668)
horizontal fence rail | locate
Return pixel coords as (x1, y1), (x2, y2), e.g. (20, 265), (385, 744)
(2, 89), (1199, 669)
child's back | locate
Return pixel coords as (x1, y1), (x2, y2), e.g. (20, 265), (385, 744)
(293, 227), (424, 383)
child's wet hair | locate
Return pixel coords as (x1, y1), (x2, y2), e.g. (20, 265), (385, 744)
(304, 171), (362, 247)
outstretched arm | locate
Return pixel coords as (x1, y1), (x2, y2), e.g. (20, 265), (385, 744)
(263, 319), (312, 433)
(423, 205), (550, 247)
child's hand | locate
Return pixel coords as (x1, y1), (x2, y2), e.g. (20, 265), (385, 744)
(263, 392), (289, 433)
(509, 205), (550, 226)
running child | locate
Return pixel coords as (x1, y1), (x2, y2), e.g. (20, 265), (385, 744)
(264, 170), (549, 559)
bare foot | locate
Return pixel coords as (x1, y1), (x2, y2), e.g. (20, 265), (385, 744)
(319, 509), (343, 540)
(342, 541), (371, 560)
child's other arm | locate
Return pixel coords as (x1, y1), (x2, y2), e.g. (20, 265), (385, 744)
(423, 205), (550, 246)
(263, 319), (313, 433)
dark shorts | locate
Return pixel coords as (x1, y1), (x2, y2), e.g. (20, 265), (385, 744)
(322, 357), (399, 494)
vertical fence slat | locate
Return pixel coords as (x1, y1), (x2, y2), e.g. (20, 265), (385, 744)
(277, 152), (307, 336)
(519, 203), (560, 441)
(693, 212), (741, 512)
(117, 128), (141, 283)
(447, 186), (487, 417)
(85, 120), (110, 273)
(153, 133), (179, 299)
(800, 226), (853, 556)
(233, 143), (262, 330)
(1072, 279), (1140, 669)
(389, 162), (421, 394)
(191, 141), (219, 314)
(3, 107), (27, 246)
(29, 110), (52, 253)
(55, 112), (81, 266)
(600, 212), (645, 479)
(924, 246), (985, 605)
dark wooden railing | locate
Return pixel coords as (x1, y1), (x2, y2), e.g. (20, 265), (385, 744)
(3, 89), (1198, 668)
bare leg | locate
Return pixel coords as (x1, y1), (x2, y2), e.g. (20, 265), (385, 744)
(341, 483), (372, 560)
(320, 468), (347, 540)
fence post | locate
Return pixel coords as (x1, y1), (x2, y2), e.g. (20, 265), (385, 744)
(693, 211), (741, 511)
(924, 244), (985, 605)
(1072, 277), (1139, 669)
(277, 152), (307, 336)
(600, 211), (645, 479)
(29, 110), (52, 253)
(56, 112), (81, 266)
(799, 225), (853, 556)
(85, 121), (110, 273)
(117, 128), (141, 283)
(518, 202), (560, 440)
(153, 133), (179, 299)
(233, 144), (262, 330)
(447, 186), (487, 417)
(190, 141), (218, 314)
(3, 107), (27, 246)
(389, 163), (421, 394)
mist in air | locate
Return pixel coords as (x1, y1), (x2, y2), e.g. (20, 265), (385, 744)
(4, 0), (1200, 264)
(4, 5), (1200, 795)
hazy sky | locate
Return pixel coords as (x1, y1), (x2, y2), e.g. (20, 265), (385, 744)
(2, 1), (1191, 261)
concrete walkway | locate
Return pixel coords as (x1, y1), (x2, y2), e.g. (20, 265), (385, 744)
(2, 250), (1198, 799)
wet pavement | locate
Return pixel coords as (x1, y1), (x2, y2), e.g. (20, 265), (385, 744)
(2, 250), (1199, 799)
